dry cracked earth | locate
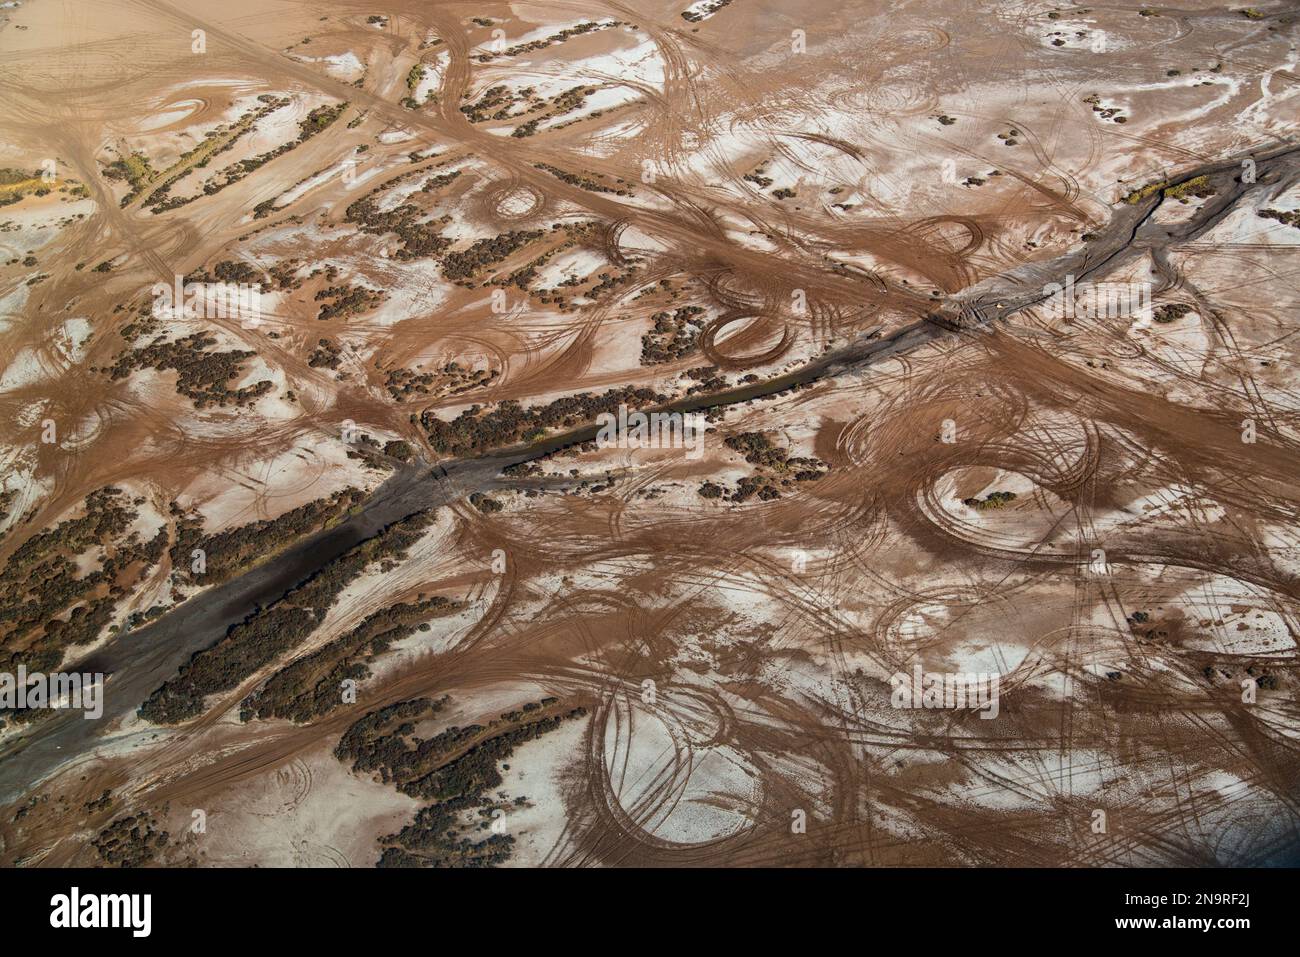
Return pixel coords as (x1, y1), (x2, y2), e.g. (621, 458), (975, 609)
(0, 0), (1299, 868)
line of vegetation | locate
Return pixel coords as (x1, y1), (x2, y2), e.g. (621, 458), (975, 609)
(420, 385), (663, 457)
(0, 488), (166, 679)
(241, 596), (460, 723)
(138, 510), (436, 724)
(146, 100), (348, 214)
(335, 695), (587, 867)
(168, 487), (365, 587)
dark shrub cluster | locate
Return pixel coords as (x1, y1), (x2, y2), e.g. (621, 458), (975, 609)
(698, 433), (828, 503)
(641, 305), (707, 365)
(315, 282), (386, 321)
(104, 332), (273, 409)
(439, 229), (543, 283)
(307, 337), (343, 368)
(93, 811), (169, 867)
(420, 384), (663, 456)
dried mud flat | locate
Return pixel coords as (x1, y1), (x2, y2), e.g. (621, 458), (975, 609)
(0, 0), (1299, 867)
